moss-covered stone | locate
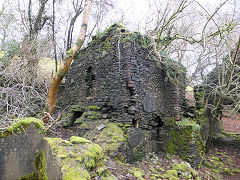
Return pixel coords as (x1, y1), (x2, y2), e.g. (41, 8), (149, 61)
(171, 163), (199, 179)
(64, 105), (101, 126)
(166, 118), (203, 167)
(166, 126), (192, 159)
(172, 163), (189, 172)
(45, 136), (109, 180)
(0, 117), (45, 138)
(18, 150), (48, 180)
(94, 123), (126, 159)
(70, 136), (92, 144)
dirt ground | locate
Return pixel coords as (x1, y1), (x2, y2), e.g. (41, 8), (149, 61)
(222, 112), (240, 133)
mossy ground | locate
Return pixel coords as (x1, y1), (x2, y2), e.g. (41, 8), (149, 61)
(199, 146), (240, 179)
(5, 116), (237, 180)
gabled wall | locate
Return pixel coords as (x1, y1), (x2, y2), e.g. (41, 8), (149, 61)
(58, 24), (187, 155)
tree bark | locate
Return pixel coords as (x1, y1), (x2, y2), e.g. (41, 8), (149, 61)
(43, 0), (91, 123)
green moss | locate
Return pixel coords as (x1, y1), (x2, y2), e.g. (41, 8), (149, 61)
(231, 168), (240, 173)
(0, 117), (45, 138)
(95, 23), (125, 39)
(79, 123), (90, 129)
(215, 151), (226, 156)
(166, 117), (176, 127)
(166, 126), (192, 160)
(122, 123), (131, 133)
(210, 155), (221, 162)
(62, 164), (90, 180)
(129, 168), (145, 179)
(56, 146), (68, 158)
(211, 169), (220, 173)
(166, 118), (204, 162)
(202, 154), (238, 177)
(222, 168), (233, 176)
(171, 164), (188, 172)
(171, 163), (199, 179)
(203, 155), (225, 170)
(84, 111), (99, 120)
(65, 105), (101, 126)
(18, 150), (48, 180)
(101, 175), (117, 180)
(162, 170), (179, 180)
(94, 123), (126, 157)
(227, 157), (233, 163)
(66, 48), (73, 57)
(95, 166), (111, 177)
(70, 136), (92, 144)
(45, 137), (106, 179)
(82, 144), (104, 171)
(87, 105), (101, 110)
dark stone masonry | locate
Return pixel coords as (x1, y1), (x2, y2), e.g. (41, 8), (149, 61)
(57, 24), (195, 163)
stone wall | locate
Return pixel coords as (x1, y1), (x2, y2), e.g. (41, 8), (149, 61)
(59, 24), (185, 123)
(58, 24), (186, 155)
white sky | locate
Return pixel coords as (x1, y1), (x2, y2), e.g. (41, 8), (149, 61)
(96, 0), (234, 30)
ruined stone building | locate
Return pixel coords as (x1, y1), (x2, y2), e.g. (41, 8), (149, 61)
(58, 24), (192, 161)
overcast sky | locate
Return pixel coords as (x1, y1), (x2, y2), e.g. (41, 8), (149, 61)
(87, 0), (239, 36)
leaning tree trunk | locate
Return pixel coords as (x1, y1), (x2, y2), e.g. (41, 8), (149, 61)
(43, 0), (91, 123)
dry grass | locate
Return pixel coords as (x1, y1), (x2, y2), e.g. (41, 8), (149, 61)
(38, 57), (62, 82)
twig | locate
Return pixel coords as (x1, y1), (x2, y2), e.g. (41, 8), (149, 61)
(46, 112), (63, 131)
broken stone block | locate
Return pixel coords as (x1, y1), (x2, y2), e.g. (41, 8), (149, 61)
(97, 124), (105, 131)
(128, 106), (137, 115)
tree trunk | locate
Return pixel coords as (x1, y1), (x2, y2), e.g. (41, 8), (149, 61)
(205, 35), (240, 152)
(205, 96), (222, 153)
(43, 0), (91, 123)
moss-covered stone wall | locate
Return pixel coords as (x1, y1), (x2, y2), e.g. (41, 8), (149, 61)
(57, 24), (187, 162)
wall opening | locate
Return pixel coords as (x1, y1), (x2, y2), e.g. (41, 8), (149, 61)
(71, 111), (84, 124)
(85, 66), (95, 97)
(157, 117), (164, 127)
(156, 116), (164, 138)
(132, 119), (139, 128)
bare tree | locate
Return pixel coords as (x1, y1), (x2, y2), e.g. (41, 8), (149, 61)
(66, 0), (84, 51)
(141, 0), (240, 151)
